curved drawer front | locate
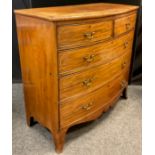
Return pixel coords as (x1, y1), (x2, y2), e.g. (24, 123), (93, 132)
(59, 31), (134, 75)
(60, 51), (131, 102)
(58, 20), (113, 50)
(60, 72), (128, 129)
(115, 13), (137, 36)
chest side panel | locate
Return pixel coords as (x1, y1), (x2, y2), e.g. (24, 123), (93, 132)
(15, 15), (59, 133)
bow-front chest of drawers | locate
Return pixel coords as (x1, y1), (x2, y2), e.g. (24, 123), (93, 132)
(15, 3), (139, 153)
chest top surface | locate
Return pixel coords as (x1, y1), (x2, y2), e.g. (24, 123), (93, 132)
(14, 3), (138, 21)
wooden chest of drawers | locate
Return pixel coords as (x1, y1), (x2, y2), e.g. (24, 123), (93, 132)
(15, 3), (139, 153)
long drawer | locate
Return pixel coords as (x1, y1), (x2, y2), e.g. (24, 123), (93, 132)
(60, 72), (129, 129)
(60, 51), (131, 102)
(59, 31), (134, 75)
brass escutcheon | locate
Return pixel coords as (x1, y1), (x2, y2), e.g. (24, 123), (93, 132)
(84, 31), (95, 39)
(83, 54), (95, 63)
(81, 102), (93, 110)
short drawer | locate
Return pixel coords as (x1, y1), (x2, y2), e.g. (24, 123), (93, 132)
(114, 13), (137, 36)
(57, 20), (113, 50)
(59, 31), (134, 75)
(60, 73), (128, 129)
(59, 51), (131, 102)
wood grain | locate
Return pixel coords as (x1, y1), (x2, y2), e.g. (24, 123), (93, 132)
(59, 30), (134, 75)
(60, 72), (129, 129)
(58, 20), (113, 50)
(14, 3), (138, 21)
(60, 51), (132, 102)
(15, 15), (59, 134)
(115, 13), (137, 36)
(15, 4), (139, 153)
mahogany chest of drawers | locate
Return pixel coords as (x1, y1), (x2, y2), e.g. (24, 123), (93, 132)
(15, 3), (139, 153)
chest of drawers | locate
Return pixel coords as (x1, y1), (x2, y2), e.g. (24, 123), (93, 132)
(15, 3), (139, 153)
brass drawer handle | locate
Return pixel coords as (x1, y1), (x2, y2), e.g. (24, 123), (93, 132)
(83, 78), (93, 87)
(121, 62), (127, 69)
(81, 102), (93, 111)
(125, 23), (130, 30)
(121, 80), (127, 89)
(83, 54), (95, 63)
(124, 41), (128, 49)
(84, 31), (95, 39)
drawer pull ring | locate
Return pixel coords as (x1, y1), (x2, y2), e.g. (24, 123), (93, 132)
(126, 23), (130, 30)
(121, 62), (127, 69)
(84, 32), (95, 39)
(81, 102), (93, 110)
(124, 42), (128, 49)
(83, 78), (94, 87)
(121, 80), (127, 89)
(83, 54), (95, 63)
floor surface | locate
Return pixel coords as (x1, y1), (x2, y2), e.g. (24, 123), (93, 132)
(13, 84), (142, 155)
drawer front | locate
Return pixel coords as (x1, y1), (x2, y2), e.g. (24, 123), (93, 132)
(59, 31), (134, 75)
(60, 72), (129, 129)
(115, 13), (137, 36)
(58, 20), (113, 50)
(60, 51), (131, 102)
